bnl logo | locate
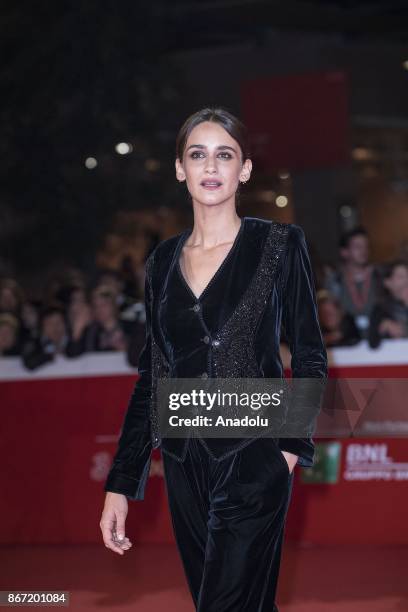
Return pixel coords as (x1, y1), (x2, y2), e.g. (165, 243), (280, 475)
(346, 443), (392, 464)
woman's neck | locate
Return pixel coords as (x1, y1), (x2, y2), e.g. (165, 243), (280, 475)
(188, 206), (242, 248)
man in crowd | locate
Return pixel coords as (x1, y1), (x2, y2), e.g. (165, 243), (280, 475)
(325, 227), (381, 339)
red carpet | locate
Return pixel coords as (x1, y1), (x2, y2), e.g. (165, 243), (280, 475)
(1, 543), (407, 611)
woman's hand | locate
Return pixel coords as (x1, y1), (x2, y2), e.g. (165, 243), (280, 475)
(280, 450), (299, 474)
(100, 492), (133, 555)
(70, 304), (92, 339)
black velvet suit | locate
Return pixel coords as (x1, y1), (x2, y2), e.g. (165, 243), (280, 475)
(104, 216), (328, 611)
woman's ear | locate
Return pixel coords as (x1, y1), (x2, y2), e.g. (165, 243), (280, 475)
(239, 158), (252, 183)
(175, 158), (186, 182)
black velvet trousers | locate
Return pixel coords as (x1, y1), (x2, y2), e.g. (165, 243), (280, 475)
(162, 435), (295, 612)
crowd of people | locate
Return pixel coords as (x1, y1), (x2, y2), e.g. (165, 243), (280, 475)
(317, 226), (408, 350)
(1, 225), (408, 370)
(0, 265), (147, 370)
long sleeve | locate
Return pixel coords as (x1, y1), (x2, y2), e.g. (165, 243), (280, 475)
(103, 252), (155, 500)
(277, 224), (328, 467)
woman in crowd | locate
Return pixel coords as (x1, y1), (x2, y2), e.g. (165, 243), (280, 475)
(317, 289), (361, 348)
(368, 260), (408, 349)
(0, 313), (21, 356)
(66, 285), (127, 355)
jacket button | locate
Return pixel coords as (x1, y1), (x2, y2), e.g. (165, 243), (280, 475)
(201, 372), (208, 379)
(212, 339), (220, 347)
(192, 304), (201, 312)
(203, 335), (210, 344)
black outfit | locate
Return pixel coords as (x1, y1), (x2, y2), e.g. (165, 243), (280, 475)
(104, 217), (328, 611)
(66, 320), (127, 357)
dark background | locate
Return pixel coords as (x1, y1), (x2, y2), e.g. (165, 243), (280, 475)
(2, 0), (408, 290)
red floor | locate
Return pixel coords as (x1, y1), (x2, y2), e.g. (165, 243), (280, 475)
(1, 543), (407, 611)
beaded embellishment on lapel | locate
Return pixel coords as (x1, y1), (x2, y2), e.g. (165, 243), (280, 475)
(212, 221), (290, 377)
(145, 251), (171, 449)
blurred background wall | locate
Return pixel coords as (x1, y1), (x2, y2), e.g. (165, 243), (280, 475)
(2, 1), (408, 292)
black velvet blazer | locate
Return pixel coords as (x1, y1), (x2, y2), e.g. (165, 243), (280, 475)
(104, 216), (328, 500)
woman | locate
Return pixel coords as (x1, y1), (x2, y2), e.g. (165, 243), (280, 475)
(368, 260), (408, 349)
(100, 108), (328, 611)
(66, 286), (127, 355)
(317, 289), (361, 348)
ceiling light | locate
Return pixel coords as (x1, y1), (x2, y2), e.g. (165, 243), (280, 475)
(115, 143), (133, 155)
(276, 195), (288, 208)
(85, 157), (97, 169)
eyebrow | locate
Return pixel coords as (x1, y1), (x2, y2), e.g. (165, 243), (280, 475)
(186, 144), (237, 154)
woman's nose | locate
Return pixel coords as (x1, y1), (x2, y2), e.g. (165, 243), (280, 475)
(204, 155), (218, 173)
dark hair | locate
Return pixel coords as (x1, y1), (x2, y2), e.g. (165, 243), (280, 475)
(175, 107), (250, 163)
(382, 259), (408, 280)
(375, 259), (408, 304)
(339, 226), (368, 249)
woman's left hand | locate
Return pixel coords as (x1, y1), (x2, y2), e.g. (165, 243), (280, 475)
(280, 451), (299, 474)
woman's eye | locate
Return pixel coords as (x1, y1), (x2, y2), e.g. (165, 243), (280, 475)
(190, 151), (232, 160)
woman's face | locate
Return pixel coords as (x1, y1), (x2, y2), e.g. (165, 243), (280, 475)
(42, 313), (66, 344)
(21, 303), (39, 329)
(318, 300), (342, 330)
(175, 121), (251, 209)
(0, 323), (16, 352)
(0, 287), (18, 312)
(384, 264), (408, 298)
(342, 235), (369, 266)
(69, 289), (88, 316)
(92, 294), (116, 324)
